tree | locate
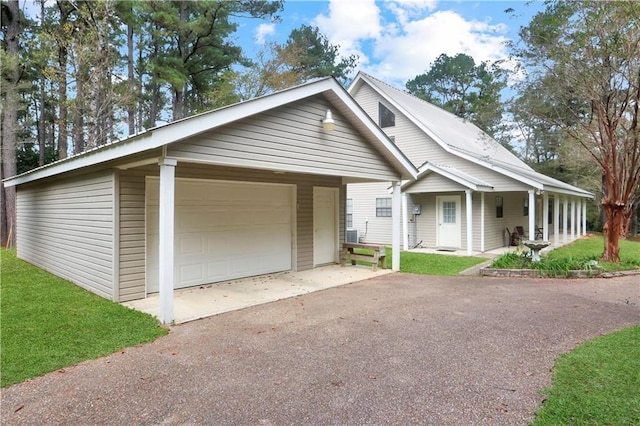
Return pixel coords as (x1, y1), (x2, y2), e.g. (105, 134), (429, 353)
(406, 53), (508, 140)
(235, 25), (358, 100)
(514, 0), (640, 262)
(1, 0), (23, 247)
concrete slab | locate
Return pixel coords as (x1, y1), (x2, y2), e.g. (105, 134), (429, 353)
(123, 265), (394, 324)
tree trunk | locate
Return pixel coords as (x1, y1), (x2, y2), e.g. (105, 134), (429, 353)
(58, 44), (68, 159)
(1, 0), (21, 247)
(601, 201), (624, 262)
(127, 22), (135, 135)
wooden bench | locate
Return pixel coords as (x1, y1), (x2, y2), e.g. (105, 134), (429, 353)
(340, 242), (387, 271)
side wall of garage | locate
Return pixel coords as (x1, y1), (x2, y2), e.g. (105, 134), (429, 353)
(17, 170), (116, 300)
(117, 164), (344, 302)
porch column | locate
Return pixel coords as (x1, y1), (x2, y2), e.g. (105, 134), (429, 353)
(553, 196), (560, 246)
(542, 192), (549, 241)
(480, 192), (485, 252)
(582, 200), (587, 236)
(465, 190), (473, 255)
(576, 198), (582, 238)
(528, 189), (535, 241)
(158, 158), (177, 325)
(392, 181), (401, 271)
(571, 198), (577, 240)
(402, 193), (409, 251)
(563, 197), (569, 243)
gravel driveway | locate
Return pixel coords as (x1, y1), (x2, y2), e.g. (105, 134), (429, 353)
(2, 274), (638, 425)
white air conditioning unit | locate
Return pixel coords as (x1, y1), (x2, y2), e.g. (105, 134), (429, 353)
(346, 228), (359, 244)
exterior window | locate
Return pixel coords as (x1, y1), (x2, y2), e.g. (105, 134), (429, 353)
(496, 196), (504, 218)
(376, 197), (392, 217)
(379, 102), (395, 128)
(442, 201), (456, 224)
(346, 198), (353, 228)
(548, 199), (553, 224)
(523, 198), (529, 216)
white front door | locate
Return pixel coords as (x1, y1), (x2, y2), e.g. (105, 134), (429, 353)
(437, 195), (461, 249)
(313, 187), (338, 266)
(146, 178), (294, 293)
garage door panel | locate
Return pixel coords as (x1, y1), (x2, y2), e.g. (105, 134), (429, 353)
(146, 178), (293, 293)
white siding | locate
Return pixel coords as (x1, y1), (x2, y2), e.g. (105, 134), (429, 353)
(168, 95), (400, 182)
(16, 172), (115, 299)
(405, 173), (469, 193)
(347, 181), (394, 244)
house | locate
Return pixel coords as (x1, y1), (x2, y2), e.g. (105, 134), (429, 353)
(346, 72), (593, 253)
(3, 77), (417, 324)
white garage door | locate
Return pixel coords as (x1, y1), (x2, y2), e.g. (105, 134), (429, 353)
(146, 178), (293, 293)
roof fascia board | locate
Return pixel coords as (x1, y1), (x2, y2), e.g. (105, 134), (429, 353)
(4, 134), (156, 187)
(545, 186), (594, 198)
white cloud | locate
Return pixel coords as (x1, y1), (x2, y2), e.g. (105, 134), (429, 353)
(312, 0), (382, 64)
(311, 1), (512, 86)
(370, 11), (510, 84)
(254, 23), (276, 45)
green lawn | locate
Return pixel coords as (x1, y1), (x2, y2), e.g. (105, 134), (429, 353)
(490, 235), (640, 274)
(0, 249), (168, 387)
(545, 235), (640, 272)
(354, 247), (487, 275)
(532, 325), (640, 425)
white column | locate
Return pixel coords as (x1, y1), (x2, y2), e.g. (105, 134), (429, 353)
(465, 190), (473, 255)
(158, 158), (177, 325)
(402, 193), (409, 251)
(480, 192), (485, 252)
(392, 181), (401, 271)
(563, 197), (568, 243)
(553, 196), (560, 246)
(528, 189), (535, 241)
(582, 199), (587, 236)
(571, 198), (576, 240)
(542, 192), (549, 241)
(576, 198), (582, 238)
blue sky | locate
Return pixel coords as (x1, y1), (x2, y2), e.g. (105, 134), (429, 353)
(237, 0), (544, 87)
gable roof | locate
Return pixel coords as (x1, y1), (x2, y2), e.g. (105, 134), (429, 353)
(349, 72), (593, 198)
(4, 77), (418, 187)
(403, 162), (494, 192)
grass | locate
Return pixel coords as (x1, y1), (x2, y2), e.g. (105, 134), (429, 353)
(0, 249), (168, 387)
(354, 247), (487, 275)
(532, 325), (640, 425)
(490, 235), (640, 275)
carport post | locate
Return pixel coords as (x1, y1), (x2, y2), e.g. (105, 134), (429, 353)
(528, 189), (535, 241)
(465, 190), (473, 255)
(158, 158), (177, 325)
(392, 181), (401, 271)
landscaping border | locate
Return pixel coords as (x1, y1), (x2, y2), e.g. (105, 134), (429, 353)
(480, 267), (603, 278)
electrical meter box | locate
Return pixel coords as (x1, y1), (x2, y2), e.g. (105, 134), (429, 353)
(413, 204), (422, 215)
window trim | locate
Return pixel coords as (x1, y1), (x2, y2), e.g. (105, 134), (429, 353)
(496, 196), (504, 218)
(378, 102), (395, 128)
(376, 197), (392, 217)
(346, 198), (353, 228)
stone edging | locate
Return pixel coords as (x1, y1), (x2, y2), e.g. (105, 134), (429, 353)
(480, 267), (603, 278)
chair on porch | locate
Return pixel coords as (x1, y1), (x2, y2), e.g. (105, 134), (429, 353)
(515, 226), (527, 241)
(506, 227), (521, 246)
(535, 226), (544, 240)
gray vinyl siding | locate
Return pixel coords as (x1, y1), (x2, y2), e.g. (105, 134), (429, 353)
(352, 83), (531, 192)
(405, 173), (468, 193)
(118, 170), (147, 302)
(119, 164), (343, 299)
(16, 171), (115, 299)
(168, 95), (400, 182)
